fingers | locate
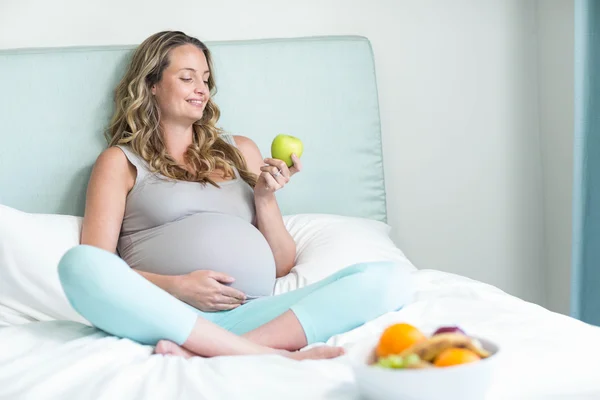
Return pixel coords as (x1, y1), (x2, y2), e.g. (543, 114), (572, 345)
(260, 166), (288, 187)
(210, 271), (235, 284)
(220, 285), (247, 302)
(259, 171), (282, 192)
(263, 155), (302, 176)
(263, 158), (291, 178)
(258, 157), (302, 195)
(210, 273), (246, 301)
(289, 153), (302, 175)
(212, 292), (244, 311)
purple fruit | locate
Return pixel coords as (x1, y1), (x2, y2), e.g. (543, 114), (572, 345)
(432, 326), (466, 336)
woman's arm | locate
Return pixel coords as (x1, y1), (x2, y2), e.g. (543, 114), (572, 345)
(80, 147), (179, 292)
(234, 135), (298, 277)
(80, 147), (135, 252)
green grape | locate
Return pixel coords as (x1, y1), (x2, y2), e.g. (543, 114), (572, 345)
(387, 355), (404, 368)
(376, 357), (393, 368)
(376, 355), (405, 369)
(404, 354), (421, 367)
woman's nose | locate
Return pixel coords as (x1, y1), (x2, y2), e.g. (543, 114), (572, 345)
(195, 81), (208, 95)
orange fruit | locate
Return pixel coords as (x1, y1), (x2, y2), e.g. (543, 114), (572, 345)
(376, 323), (427, 358)
(434, 348), (481, 367)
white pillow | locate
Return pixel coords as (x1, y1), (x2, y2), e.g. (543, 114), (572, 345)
(0, 204), (89, 326)
(274, 214), (417, 294)
(0, 205), (416, 326)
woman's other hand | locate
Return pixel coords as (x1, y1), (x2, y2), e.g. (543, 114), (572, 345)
(254, 154), (302, 199)
(172, 270), (247, 311)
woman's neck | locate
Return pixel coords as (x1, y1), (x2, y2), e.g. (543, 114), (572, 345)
(161, 120), (194, 164)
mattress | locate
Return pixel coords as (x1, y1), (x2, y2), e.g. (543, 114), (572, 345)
(1, 268), (599, 400)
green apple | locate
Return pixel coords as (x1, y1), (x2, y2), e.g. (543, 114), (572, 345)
(271, 134), (304, 167)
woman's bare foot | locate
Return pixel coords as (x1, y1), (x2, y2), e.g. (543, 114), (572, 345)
(154, 340), (344, 361)
(284, 346), (345, 361)
(155, 340), (198, 359)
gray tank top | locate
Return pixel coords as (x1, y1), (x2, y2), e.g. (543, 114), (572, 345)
(115, 134), (276, 299)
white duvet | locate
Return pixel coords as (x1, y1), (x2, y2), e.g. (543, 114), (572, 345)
(2, 268), (599, 400)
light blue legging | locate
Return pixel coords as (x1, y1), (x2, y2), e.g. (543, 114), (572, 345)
(57, 245), (414, 347)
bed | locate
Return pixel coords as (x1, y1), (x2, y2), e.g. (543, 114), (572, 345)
(1, 36), (599, 400)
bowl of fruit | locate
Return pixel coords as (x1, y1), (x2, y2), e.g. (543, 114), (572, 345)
(351, 323), (499, 400)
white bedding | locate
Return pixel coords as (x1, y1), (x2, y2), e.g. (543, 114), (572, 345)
(1, 268), (599, 400)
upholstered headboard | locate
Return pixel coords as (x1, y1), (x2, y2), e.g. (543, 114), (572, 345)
(0, 36), (387, 222)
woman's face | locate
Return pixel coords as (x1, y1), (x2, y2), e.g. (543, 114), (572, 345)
(151, 44), (211, 124)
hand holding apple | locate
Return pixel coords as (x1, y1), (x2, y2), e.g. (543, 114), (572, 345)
(271, 134), (304, 168)
(254, 135), (303, 198)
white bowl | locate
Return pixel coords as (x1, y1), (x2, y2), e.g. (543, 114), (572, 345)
(350, 336), (500, 400)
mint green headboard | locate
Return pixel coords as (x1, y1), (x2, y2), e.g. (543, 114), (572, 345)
(0, 36), (387, 222)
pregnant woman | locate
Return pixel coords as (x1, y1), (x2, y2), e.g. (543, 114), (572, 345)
(58, 30), (414, 360)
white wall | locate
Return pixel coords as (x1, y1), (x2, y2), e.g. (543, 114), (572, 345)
(536, 0), (575, 315)
(375, 1), (545, 307)
(0, 0), (548, 306)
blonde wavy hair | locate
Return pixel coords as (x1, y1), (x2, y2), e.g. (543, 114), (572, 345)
(105, 30), (257, 188)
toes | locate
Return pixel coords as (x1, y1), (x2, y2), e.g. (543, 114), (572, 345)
(324, 346), (345, 358)
(306, 346), (345, 360)
(154, 340), (173, 355)
(281, 346), (347, 361)
(334, 347), (346, 357)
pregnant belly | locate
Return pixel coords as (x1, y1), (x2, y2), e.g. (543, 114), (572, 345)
(120, 213), (277, 298)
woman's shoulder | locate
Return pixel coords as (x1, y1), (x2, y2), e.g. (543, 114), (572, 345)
(219, 131), (251, 145)
(220, 133), (261, 157)
(95, 146), (130, 168)
(224, 134), (256, 150)
(93, 146), (137, 186)
(219, 132), (242, 147)
(226, 135), (263, 173)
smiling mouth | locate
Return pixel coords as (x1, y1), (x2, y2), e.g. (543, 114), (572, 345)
(187, 100), (204, 106)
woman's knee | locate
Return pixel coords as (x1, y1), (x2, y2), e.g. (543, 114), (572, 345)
(350, 261), (415, 312)
(58, 244), (119, 294)
(59, 245), (93, 284)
